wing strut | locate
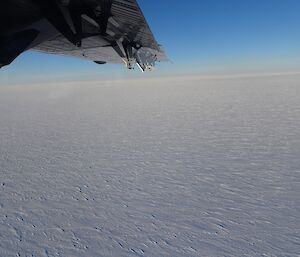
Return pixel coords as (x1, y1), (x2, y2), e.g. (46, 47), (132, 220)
(31, 0), (80, 46)
(67, 0), (113, 46)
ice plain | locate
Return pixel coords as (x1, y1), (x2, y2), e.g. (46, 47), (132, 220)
(0, 75), (299, 256)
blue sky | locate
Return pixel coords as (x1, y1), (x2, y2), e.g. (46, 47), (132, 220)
(1, 0), (300, 84)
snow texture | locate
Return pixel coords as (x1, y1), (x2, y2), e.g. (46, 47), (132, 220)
(0, 75), (299, 257)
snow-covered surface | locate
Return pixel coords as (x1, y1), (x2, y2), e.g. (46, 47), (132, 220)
(0, 75), (299, 257)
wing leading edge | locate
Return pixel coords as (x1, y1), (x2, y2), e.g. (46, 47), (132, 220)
(0, 0), (166, 71)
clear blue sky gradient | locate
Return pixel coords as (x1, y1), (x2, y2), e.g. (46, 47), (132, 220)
(1, 0), (300, 84)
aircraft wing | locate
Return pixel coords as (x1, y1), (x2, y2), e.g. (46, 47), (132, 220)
(0, 0), (166, 71)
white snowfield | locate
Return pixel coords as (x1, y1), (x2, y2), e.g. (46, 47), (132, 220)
(0, 75), (299, 257)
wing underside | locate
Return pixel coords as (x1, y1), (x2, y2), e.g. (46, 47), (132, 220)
(33, 0), (166, 70)
(0, 0), (166, 71)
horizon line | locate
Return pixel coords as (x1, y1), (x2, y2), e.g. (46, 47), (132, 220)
(1, 70), (300, 88)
